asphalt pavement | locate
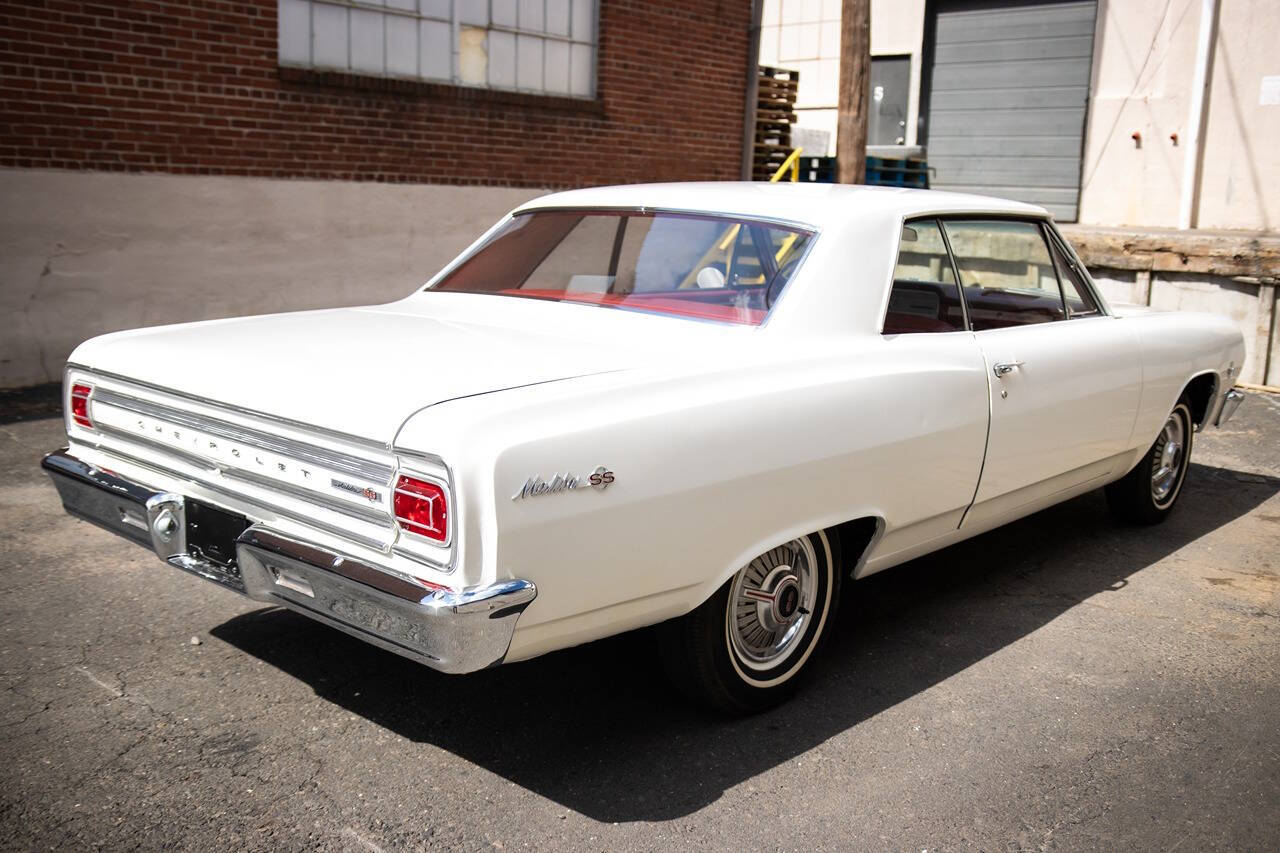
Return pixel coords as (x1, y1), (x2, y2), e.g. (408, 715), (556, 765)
(2, 393), (1278, 851)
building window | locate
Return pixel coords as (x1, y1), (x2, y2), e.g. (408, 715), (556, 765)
(278, 0), (597, 98)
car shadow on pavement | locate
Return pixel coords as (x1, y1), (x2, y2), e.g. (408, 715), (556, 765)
(212, 462), (1279, 823)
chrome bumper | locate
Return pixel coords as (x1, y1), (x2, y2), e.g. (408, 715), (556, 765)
(1215, 388), (1245, 427)
(41, 449), (535, 674)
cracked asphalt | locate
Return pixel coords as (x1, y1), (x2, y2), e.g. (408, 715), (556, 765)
(2, 393), (1278, 851)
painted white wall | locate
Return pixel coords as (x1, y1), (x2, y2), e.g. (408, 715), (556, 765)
(760, 0), (925, 155)
(768, 0), (1277, 233)
(1076, 0), (1278, 231)
(0, 169), (542, 388)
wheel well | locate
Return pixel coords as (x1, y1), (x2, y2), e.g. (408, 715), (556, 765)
(1184, 373), (1218, 427)
(832, 516), (881, 576)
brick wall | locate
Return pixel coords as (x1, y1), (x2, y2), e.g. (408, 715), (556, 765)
(0, 0), (751, 187)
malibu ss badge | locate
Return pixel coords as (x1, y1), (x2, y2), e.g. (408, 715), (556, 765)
(513, 466), (614, 501)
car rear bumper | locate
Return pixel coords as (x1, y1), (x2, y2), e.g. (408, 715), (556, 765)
(41, 448), (535, 674)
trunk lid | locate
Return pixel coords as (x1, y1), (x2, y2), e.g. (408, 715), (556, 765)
(70, 296), (656, 443)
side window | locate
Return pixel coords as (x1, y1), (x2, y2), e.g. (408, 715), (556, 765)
(1047, 234), (1100, 317)
(942, 220), (1065, 331)
(884, 219), (966, 334)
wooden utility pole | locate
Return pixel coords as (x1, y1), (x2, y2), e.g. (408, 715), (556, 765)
(836, 0), (870, 184)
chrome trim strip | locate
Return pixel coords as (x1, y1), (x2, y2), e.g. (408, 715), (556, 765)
(236, 526), (537, 673)
(506, 204), (821, 233)
(92, 444), (391, 553)
(68, 364), (391, 452)
(94, 424), (392, 527)
(1216, 388), (1245, 427)
(240, 527), (442, 600)
(220, 466), (390, 525)
(93, 388), (394, 482)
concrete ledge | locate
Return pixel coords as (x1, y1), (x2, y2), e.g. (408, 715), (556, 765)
(1061, 224), (1280, 283)
(1067, 224), (1279, 386)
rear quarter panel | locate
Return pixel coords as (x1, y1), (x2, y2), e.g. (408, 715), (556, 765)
(1122, 310), (1246, 457)
(395, 334), (990, 662)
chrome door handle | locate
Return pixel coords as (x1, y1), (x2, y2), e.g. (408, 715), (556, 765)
(993, 361), (1024, 377)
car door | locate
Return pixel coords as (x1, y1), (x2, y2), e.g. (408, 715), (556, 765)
(942, 218), (1143, 528)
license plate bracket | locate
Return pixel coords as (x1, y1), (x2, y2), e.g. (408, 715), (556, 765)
(185, 498), (251, 570)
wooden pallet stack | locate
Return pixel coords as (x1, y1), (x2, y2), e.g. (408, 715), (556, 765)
(752, 66), (799, 181)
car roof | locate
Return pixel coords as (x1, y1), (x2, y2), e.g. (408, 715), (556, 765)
(513, 181), (1050, 229)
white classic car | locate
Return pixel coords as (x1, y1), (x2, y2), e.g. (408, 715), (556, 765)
(44, 183), (1246, 713)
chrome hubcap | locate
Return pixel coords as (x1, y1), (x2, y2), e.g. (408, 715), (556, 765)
(728, 538), (819, 671)
(1151, 413), (1185, 503)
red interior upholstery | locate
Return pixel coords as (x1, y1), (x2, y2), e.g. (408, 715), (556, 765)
(498, 288), (767, 325)
(883, 312), (957, 334)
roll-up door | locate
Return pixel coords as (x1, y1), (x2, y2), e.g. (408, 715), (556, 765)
(924, 0), (1098, 221)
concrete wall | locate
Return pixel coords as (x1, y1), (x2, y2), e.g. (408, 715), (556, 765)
(1091, 269), (1276, 385)
(1078, 0), (1280, 231)
(0, 169), (542, 388)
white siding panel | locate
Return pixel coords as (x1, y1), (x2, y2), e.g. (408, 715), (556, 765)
(350, 8), (385, 74)
(419, 18), (452, 80)
(517, 33), (543, 90)
(492, 0), (518, 28)
(519, 0), (545, 32)
(570, 42), (592, 96)
(386, 12), (418, 76)
(546, 0), (571, 36)
(571, 0), (593, 41)
(312, 3), (349, 70)
(489, 30), (517, 88)
(278, 0), (310, 64)
(544, 38), (570, 94)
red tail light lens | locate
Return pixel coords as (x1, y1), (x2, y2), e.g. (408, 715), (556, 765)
(393, 474), (448, 543)
(70, 383), (94, 429)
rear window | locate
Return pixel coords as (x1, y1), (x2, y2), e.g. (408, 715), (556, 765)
(431, 210), (815, 326)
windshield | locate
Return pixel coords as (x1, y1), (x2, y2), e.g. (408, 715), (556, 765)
(430, 210), (815, 326)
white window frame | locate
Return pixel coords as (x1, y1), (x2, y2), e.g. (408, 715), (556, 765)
(278, 0), (598, 99)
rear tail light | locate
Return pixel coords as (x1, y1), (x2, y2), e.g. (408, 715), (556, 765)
(393, 474), (448, 543)
(70, 383), (94, 429)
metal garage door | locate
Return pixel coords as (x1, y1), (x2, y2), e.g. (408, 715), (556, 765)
(925, 0), (1097, 220)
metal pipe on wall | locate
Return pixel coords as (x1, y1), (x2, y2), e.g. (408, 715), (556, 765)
(1178, 0), (1220, 230)
(740, 0), (764, 181)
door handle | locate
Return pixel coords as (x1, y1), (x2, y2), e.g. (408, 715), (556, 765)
(993, 361), (1024, 377)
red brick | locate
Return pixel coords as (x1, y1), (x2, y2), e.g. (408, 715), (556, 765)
(0, 0), (750, 186)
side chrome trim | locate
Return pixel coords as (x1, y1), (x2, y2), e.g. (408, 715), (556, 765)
(1216, 388), (1245, 427)
(94, 388), (394, 482)
(68, 364), (391, 452)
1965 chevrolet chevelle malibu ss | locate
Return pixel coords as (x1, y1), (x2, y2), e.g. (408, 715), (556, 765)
(44, 183), (1246, 712)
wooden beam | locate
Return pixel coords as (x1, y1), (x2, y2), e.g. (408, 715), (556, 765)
(836, 0), (870, 184)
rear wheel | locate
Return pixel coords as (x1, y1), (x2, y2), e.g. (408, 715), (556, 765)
(1106, 397), (1194, 525)
(658, 530), (840, 714)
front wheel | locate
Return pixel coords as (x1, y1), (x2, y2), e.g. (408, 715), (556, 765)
(658, 530), (840, 714)
(1105, 397), (1194, 525)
